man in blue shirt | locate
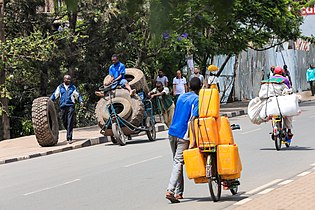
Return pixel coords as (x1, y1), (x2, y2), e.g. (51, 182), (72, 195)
(105, 54), (136, 96)
(165, 77), (201, 203)
(50, 75), (83, 144)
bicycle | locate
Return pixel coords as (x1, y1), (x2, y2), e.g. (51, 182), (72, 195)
(98, 82), (156, 145)
(270, 115), (291, 151)
(200, 125), (241, 202)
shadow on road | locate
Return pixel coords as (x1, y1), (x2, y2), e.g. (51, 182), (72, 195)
(260, 146), (314, 151)
(180, 193), (247, 203)
(105, 138), (165, 146)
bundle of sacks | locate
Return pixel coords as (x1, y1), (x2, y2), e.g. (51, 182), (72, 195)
(248, 79), (301, 125)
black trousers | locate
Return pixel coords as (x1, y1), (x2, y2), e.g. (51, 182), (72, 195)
(60, 106), (75, 140)
(310, 81), (315, 96)
(174, 94), (180, 106)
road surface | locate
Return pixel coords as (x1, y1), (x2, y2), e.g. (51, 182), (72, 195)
(1, 101), (315, 210)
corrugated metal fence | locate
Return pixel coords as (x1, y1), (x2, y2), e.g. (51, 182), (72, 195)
(213, 44), (315, 102)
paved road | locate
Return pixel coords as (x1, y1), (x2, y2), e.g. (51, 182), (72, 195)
(1, 101), (315, 210)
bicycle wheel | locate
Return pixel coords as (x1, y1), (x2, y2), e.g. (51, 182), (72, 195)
(110, 136), (118, 144)
(230, 186), (238, 195)
(274, 122), (282, 151)
(112, 122), (127, 146)
(146, 117), (156, 141)
(207, 154), (221, 202)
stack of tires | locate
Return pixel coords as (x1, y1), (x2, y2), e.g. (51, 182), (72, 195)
(95, 68), (148, 138)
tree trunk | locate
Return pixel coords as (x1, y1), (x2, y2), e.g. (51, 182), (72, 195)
(217, 54), (232, 77)
(40, 64), (48, 96)
(227, 54), (239, 102)
(0, 0), (10, 140)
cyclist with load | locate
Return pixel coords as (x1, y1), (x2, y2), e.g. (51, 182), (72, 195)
(269, 66), (293, 138)
(104, 54), (136, 96)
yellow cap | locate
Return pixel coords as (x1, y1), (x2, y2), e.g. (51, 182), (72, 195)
(208, 65), (219, 72)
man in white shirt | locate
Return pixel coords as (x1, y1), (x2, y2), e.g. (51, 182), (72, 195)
(173, 70), (187, 105)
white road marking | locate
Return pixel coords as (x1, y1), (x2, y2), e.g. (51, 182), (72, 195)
(297, 171), (311, 177)
(233, 198), (252, 205)
(309, 116), (315, 118)
(24, 179), (80, 196)
(310, 163), (315, 166)
(313, 167), (315, 170)
(124, 156), (163, 167)
(278, 180), (293, 185)
(245, 179), (283, 195)
(241, 128), (262, 135)
(258, 188), (274, 195)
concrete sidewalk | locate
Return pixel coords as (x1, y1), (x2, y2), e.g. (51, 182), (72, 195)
(234, 170), (315, 210)
(0, 90), (314, 166)
(0, 123), (167, 165)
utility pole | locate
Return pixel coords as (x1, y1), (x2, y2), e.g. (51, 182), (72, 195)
(0, 0), (10, 140)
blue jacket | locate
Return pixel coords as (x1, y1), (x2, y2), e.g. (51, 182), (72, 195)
(50, 83), (83, 108)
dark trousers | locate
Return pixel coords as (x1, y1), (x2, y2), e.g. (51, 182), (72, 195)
(174, 94), (180, 106)
(60, 106), (75, 140)
(310, 81), (315, 96)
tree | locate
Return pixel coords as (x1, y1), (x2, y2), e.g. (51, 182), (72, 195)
(0, 0), (10, 139)
(157, 0), (304, 76)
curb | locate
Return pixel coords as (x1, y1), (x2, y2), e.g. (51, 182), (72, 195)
(0, 124), (169, 166)
(0, 110), (246, 166)
(221, 109), (248, 118)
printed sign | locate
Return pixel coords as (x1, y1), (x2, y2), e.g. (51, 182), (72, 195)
(302, 6), (315, 15)
(294, 38), (311, 51)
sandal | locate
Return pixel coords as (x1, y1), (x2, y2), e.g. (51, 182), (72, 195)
(166, 192), (180, 203)
(287, 133), (294, 139)
(175, 194), (184, 199)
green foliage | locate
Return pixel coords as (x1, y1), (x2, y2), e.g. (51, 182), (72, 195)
(0, 0), (306, 138)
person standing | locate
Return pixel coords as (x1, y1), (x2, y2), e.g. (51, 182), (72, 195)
(165, 77), (201, 203)
(50, 75), (83, 144)
(172, 70), (187, 105)
(268, 66), (275, 79)
(306, 64), (315, 96)
(283, 64), (292, 87)
(148, 81), (174, 127)
(105, 54), (136, 96)
(207, 65), (220, 91)
(189, 67), (204, 84)
(156, 69), (169, 87)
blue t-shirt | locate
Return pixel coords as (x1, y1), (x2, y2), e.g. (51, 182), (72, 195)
(168, 92), (199, 139)
(109, 62), (126, 80)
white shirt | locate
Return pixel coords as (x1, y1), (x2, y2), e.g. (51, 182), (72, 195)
(208, 75), (219, 85)
(64, 84), (70, 91)
(173, 77), (187, 95)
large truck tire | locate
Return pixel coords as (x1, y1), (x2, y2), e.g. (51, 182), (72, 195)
(32, 97), (59, 147)
(95, 97), (132, 127)
(104, 68), (149, 93)
(128, 95), (145, 127)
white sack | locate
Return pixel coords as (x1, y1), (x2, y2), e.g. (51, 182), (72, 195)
(259, 83), (288, 99)
(260, 94), (301, 119)
(248, 97), (267, 125)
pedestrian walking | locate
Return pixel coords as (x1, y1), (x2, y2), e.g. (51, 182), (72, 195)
(156, 69), (169, 87)
(189, 66), (204, 84)
(104, 54), (136, 96)
(172, 70), (187, 105)
(306, 64), (315, 96)
(165, 77), (201, 203)
(148, 81), (174, 127)
(50, 75), (83, 144)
